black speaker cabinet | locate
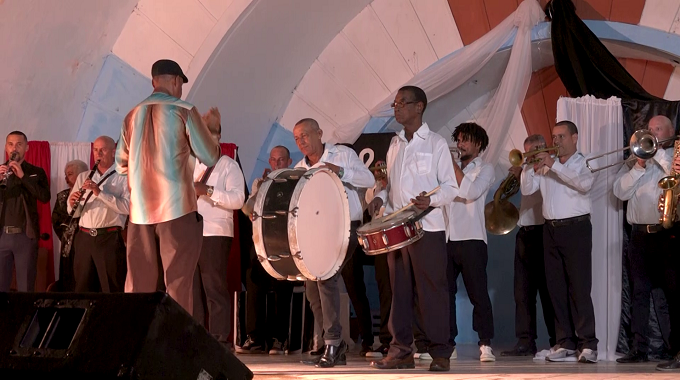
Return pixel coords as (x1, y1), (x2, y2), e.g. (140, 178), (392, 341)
(0, 291), (253, 380)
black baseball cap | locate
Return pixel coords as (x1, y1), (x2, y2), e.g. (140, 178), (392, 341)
(151, 59), (188, 83)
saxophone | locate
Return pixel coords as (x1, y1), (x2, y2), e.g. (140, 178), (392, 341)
(658, 139), (680, 229)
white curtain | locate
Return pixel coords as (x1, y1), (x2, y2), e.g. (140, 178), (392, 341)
(330, 0), (543, 166)
(556, 95), (624, 361)
(49, 142), (92, 279)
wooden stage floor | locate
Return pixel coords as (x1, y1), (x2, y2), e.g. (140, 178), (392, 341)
(237, 344), (678, 379)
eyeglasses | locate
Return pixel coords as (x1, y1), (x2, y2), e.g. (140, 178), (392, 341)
(390, 101), (417, 109)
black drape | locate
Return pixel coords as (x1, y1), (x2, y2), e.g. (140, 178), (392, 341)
(547, 0), (659, 101)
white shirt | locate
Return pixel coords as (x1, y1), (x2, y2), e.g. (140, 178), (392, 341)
(376, 123), (459, 233)
(194, 155), (246, 237)
(295, 144), (375, 222)
(518, 191), (544, 227)
(613, 148), (672, 225)
(520, 152), (595, 220)
(447, 157), (495, 243)
(68, 166), (130, 229)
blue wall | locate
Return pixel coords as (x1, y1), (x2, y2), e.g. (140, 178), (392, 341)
(76, 54), (152, 142)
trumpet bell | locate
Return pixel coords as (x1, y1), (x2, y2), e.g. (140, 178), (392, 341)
(484, 200), (519, 235)
(509, 149), (524, 167)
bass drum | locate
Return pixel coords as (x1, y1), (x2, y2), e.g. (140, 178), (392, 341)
(252, 168), (350, 281)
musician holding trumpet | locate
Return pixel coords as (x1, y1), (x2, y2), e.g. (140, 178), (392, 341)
(520, 120), (598, 363)
(68, 136), (129, 293)
(0, 131), (50, 292)
(613, 115), (674, 364)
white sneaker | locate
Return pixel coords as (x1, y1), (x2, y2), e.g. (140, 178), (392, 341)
(451, 347), (457, 360)
(545, 347), (577, 362)
(578, 348), (597, 363)
(480, 345), (495, 362)
(533, 349), (552, 360)
(418, 352), (432, 360)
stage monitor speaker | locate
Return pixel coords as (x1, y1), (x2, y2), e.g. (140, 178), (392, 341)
(0, 291), (253, 380)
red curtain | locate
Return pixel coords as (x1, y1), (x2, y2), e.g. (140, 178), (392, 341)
(23, 141), (54, 285)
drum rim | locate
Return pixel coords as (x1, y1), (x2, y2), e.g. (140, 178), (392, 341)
(252, 168), (304, 281)
(363, 230), (425, 256)
(288, 167), (350, 281)
(357, 208), (420, 233)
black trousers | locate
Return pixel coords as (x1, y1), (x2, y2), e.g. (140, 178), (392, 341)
(193, 236), (232, 344)
(627, 228), (669, 351)
(387, 231), (453, 360)
(447, 239), (494, 346)
(514, 225), (556, 347)
(374, 252), (392, 345)
(663, 226), (680, 355)
(245, 247), (295, 344)
(543, 218), (598, 351)
(73, 229), (126, 293)
(341, 246), (374, 347)
(55, 247), (77, 292)
(0, 233), (38, 292)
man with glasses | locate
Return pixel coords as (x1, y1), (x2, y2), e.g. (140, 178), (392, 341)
(368, 86), (458, 372)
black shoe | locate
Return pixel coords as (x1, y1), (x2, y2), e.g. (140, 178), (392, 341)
(317, 341), (348, 368)
(235, 337), (265, 354)
(306, 346), (325, 356)
(616, 350), (648, 363)
(360, 342), (374, 356)
(657, 353), (680, 371)
(366, 343), (389, 358)
(501, 342), (537, 357)
(301, 349), (324, 365)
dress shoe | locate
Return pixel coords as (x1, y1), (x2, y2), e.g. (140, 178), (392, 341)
(301, 346), (325, 365)
(429, 357), (450, 372)
(317, 341), (348, 368)
(616, 350), (648, 363)
(501, 343), (537, 356)
(657, 353), (680, 371)
(370, 355), (415, 369)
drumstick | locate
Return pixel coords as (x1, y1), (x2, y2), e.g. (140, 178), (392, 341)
(382, 186), (441, 222)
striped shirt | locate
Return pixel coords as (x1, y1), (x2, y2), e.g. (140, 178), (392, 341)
(116, 91), (220, 224)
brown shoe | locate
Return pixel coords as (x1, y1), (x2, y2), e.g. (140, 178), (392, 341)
(429, 357), (450, 372)
(370, 355), (415, 369)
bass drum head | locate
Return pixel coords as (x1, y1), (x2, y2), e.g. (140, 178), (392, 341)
(288, 168), (350, 281)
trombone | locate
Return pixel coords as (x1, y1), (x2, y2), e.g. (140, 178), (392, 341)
(585, 130), (678, 172)
(508, 146), (560, 167)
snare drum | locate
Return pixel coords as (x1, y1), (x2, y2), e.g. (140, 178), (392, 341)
(252, 168), (350, 281)
(357, 209), (427, 255)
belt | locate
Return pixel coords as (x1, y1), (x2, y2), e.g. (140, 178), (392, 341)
(3, 226), (23, 234)
(545, 214), (590, 228)
(519, 225), (542, 231)
(80, 226), (122, 237)
(631, 223), (664, 234)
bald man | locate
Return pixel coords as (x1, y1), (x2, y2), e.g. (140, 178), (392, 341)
(294, 118), (374, 368)
(614, 115), (674, 363)
(68, 136), (130, 292)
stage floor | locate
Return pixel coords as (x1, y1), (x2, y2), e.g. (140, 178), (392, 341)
(239, 344), (678, 379)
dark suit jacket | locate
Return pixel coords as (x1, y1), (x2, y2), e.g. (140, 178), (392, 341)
(0, 161), (51, 238)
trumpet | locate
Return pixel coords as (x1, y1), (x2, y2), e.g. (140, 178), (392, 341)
(0, 152), (19, 189)
(585, 129), (678, 172)
(508, 146), (559, 167)
(368, 162), (387, 181)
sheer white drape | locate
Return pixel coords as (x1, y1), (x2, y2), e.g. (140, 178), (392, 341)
(556, 95), (624, 361)
(49, 142), (91, 279)
(330, 0), (543, 167)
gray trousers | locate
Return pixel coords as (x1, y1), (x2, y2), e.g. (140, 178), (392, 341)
(306, 222), (359, 346)
(387, 231), (453, 360)
(193, 236), (233, 343)
(0, 233), (38, 292)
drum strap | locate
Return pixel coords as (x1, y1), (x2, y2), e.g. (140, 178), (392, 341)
(198, 156), (221, 184)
